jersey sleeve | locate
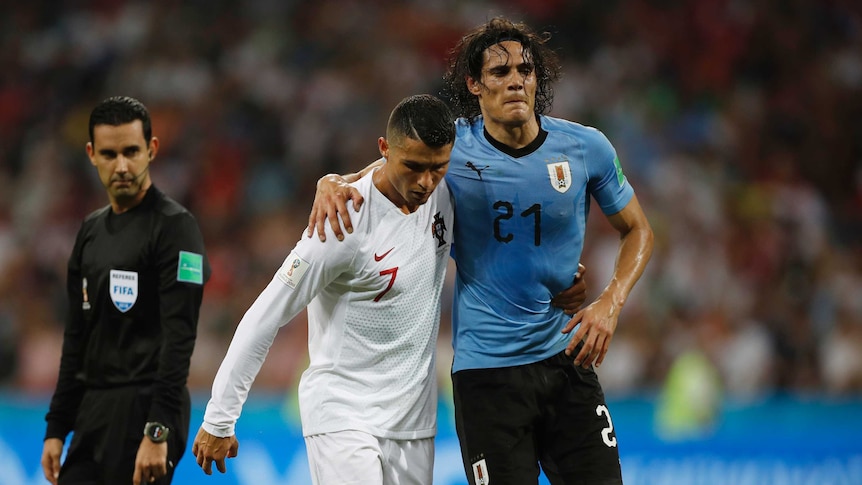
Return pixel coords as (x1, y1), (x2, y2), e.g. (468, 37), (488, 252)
(586, 130), (635, 215)
(202, 231), (358, 437)
(44, 222), (89, 442)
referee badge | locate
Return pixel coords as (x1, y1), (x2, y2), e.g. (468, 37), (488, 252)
(109, 269), (138, 312)
(547, 160), (571, 193)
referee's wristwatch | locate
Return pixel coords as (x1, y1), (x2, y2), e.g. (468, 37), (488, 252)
(143, 422), (170, 443)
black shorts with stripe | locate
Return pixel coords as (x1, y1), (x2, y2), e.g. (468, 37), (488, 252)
(452, 349), (622, 485)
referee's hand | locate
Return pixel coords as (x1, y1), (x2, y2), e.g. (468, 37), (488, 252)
(41, 438), (63, 485)
(192, 426), (239, 475)
(133, 438), (168, 484)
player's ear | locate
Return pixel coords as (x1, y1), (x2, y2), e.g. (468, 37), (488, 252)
(377, 137), (389, 160)
(466, 76), (483, 95)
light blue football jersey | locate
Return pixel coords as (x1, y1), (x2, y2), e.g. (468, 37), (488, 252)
(447, 115), (634, 372)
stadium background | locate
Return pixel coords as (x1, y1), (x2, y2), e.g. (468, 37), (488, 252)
(1, 0), (860, 483)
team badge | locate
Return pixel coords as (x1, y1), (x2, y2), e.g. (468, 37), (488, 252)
(472, 458), (490, 485)
(277, 251), (310, 289)
(431, 212), (447, 248)
(547, 161), (571, 193)
(109, 270), (138, 312)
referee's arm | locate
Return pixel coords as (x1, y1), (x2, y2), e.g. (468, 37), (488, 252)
(44, 227), (88, 441)
(149, 212), (209, 428)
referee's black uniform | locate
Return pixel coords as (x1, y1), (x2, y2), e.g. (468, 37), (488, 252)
(45, 186), (210, 484)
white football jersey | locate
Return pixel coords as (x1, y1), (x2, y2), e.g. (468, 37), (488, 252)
(203, 170), (454, 440)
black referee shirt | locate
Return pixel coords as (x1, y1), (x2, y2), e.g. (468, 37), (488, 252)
(45, 186), (210, 441)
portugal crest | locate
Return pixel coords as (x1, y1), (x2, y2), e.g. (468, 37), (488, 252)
(547, 161), (572, 193)
(431, 212), (447, 248)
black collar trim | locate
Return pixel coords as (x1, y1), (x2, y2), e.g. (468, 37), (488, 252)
(483, 116), (547, 158)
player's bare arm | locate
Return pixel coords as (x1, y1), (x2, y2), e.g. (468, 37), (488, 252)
(307, 158), (385, 242)
(563, 195), (653, 368)
(192, 427), (239, 476)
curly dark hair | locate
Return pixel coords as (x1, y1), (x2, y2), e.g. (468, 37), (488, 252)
(442, 17), (561, 123)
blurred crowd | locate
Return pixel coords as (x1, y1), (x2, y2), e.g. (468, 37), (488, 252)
(0, 0), (860, 400)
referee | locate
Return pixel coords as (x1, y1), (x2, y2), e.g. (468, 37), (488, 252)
(41, 96), (210, 485)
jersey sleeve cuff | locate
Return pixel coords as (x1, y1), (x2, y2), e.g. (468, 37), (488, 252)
(202, 420), (235, 438)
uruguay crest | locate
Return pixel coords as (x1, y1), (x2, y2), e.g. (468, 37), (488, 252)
(109, 269), (138, 312)
(547, 161), (572, 193)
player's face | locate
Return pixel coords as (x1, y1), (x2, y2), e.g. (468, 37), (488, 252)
(86, 120), (157, 211)
(378, 136), (451, 213)
(468, 40), (537, 128)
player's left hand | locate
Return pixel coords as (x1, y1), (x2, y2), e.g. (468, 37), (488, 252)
(192, 426), (239, 475)
(561, 294), (619, 369)
(133, 437), (168, 484)
(551, 263), (587, 314)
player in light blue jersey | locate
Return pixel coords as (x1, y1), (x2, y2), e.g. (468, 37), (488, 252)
(308, 17), (653, 485)
(446, 114), (635, 374)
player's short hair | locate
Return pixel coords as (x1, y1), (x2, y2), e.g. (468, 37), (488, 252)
(443, 17), (561, 123)
(387, 94), (455, 148)
(88, 96), (152, 143)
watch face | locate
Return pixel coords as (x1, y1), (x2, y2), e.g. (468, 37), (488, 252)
(150, 425), (165, 440)
(145, 422), (169, 442)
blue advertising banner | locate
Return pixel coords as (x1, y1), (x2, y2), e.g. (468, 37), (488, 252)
(5, 392), (861, 485)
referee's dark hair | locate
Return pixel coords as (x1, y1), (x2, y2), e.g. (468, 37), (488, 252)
(89, 96), (153, 144)
(387, 94), (455, 148)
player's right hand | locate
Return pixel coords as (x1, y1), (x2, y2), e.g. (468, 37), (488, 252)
(41, 438), (64, 485)
(192, 427), (239, 475)
(307, 174), (364, 242)
(551, 263), (587, 314)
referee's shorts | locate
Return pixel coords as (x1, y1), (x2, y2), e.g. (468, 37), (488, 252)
(59, 385), (189, 485)
(453, 349), (622, 485)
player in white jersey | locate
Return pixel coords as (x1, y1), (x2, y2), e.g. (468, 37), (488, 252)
(191, 94), (456, 485)
(308, 18), (654, 485)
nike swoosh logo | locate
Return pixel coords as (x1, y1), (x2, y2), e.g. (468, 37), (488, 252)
(374, 248), (394, 261)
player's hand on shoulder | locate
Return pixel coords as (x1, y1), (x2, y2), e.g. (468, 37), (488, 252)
(308, 174), (364, 243)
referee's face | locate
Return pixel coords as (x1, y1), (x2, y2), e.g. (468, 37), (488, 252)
(87, 120), (158, 213)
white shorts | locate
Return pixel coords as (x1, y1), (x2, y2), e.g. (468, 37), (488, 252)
(304, 430), (434, 485)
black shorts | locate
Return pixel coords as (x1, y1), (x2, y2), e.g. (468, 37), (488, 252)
(452, 350), (622, 485)
(59, 385), (189, 485)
